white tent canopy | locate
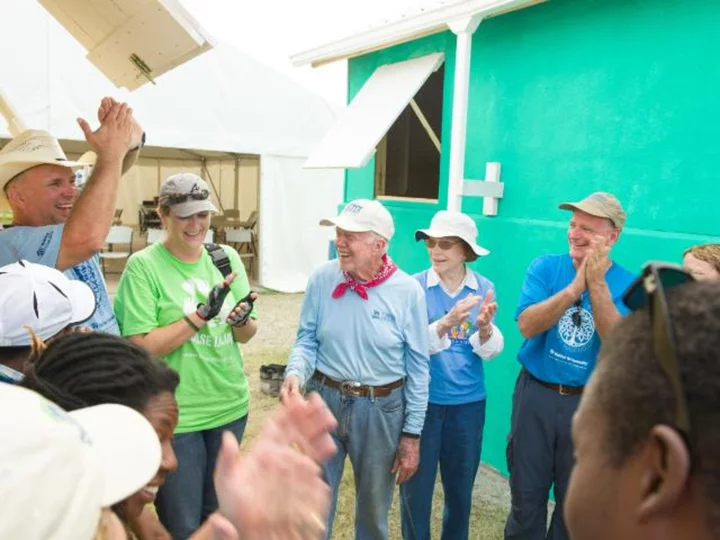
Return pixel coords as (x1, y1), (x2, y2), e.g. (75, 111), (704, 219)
(0, 0), (343, 292)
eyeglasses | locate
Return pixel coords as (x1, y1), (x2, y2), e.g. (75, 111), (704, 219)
(162, 189), (210, 205)
(571, 299), (582, 328)
(623, 262), (695, 433)
(425, 238), (460, 250)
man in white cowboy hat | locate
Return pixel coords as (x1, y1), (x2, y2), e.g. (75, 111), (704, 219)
(280, 198), (430, 540)
(0, 97), (144, 335)
(505, 191), (635, 540)
(0, 260), (97, 384)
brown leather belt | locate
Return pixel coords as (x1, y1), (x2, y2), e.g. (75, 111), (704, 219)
(312, 370), (404, 398)
(528, 371), (584, 395)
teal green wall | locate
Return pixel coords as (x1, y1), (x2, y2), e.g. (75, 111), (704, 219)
(346, 0), (720, 476)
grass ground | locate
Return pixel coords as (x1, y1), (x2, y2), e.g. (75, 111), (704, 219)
(239, 291), (511, 540)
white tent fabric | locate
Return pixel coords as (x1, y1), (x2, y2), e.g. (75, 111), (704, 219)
(259, 156), (341, 292)
(0, 0), (344, 291)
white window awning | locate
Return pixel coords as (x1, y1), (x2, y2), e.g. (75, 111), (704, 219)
(304, 52), (445, 169)
(39, 0), (214, 91)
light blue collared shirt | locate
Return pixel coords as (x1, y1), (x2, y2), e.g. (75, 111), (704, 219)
(286, 260), (431, 435)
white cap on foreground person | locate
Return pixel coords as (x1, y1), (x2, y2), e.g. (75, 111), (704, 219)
(0, 259), (96, 344)
(0, 260), (97, 384)
(0, 384), (161, 540)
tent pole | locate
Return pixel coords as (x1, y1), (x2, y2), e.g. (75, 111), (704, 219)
(235, 157), (241, 211)
(201, 158), (225, 213)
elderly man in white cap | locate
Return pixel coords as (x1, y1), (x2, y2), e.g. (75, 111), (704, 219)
(0, 260), (96, 384)
(505, 192), (635, 540)
(401, 210), (504, 540)
(281, 198), (430, 540)
(0, 97), (143, 334)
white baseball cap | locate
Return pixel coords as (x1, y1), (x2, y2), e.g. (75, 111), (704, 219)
(0, 130), (83, 193)
(0, 260), (96, 346)
(158, 172), (218, 218)
(320, 199), (395, 240)
(0, 384), (161, 540)
(415, 210), (490, 258)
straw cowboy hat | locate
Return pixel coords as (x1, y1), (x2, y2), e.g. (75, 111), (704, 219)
(0, 129), (83, 192)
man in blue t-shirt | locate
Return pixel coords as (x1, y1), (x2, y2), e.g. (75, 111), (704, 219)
(0, 98), (143, 334)
(505, 192), (636, 540)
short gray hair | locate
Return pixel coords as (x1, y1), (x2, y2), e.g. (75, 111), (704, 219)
(363, 231), (389, 255)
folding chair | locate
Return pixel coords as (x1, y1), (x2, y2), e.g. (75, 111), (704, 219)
(146, 228), (166, 245)
(100, 226), (133, 275)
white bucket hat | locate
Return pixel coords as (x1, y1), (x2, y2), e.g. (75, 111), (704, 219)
(0, 383), (161, 540)
(158, 172), (218, 218)
(320, 199), (395, 240)
(415, 210), (490, 257)
(0, 130), (83, 192)
(0, 260), (96, 346)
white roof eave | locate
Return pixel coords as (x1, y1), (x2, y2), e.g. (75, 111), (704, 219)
(290, 0), (546, 68)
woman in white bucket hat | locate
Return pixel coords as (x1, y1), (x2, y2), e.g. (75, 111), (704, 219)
(400, 210), (505, 540)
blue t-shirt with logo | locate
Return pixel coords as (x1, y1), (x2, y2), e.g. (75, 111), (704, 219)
(515, 254), (634, 387)
(416, 269), (495, 405)
(0, 224), (119, 335)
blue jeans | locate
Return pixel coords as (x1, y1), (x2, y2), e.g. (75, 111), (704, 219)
(307, 377), (405, 540)
(504, 369), (579, 540)
(156, 415), (248, 539)
(400, 400), (486, 540)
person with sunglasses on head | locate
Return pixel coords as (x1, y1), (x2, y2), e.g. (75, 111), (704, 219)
(0, 97), (144, 335)
(565, 262), (720, 540)
(113, 172), (258, 539)
(505, 192), (636, 540)
(280, 199), (431, 540)
(682, 243), (720, 282)
(399, 210), (504, 540)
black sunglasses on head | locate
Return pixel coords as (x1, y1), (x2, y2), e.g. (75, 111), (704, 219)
(622, 262), (695, 434)
(162, 189), (210, 205)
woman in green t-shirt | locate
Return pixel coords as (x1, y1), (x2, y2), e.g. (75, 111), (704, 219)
(114, 173), (257, 539)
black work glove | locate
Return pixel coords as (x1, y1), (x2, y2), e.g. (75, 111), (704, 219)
(196, 282), (232, 321)
(227, 292), (256, 327)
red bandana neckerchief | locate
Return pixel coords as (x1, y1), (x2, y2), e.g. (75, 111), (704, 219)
(332, 255), (398, 300)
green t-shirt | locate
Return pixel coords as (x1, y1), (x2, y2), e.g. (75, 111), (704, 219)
(114, 243), (253, 433)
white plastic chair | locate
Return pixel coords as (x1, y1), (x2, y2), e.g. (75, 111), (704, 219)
(146, 228), (166, 244)
(225, 228), (256, 278)
(100, 226), (133, 275)
(224, 228), (252, 244)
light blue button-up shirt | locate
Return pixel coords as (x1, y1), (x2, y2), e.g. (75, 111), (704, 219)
(286, 260), (431, 435)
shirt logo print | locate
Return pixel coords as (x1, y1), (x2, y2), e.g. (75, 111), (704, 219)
(558, 305), (595, 350)
(371, 309), (395, 323)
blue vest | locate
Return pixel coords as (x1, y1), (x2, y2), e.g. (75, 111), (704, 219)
(416, 269), (495, 405)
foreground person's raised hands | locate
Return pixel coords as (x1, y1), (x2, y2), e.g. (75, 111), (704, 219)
(213, 392), (337, 539)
